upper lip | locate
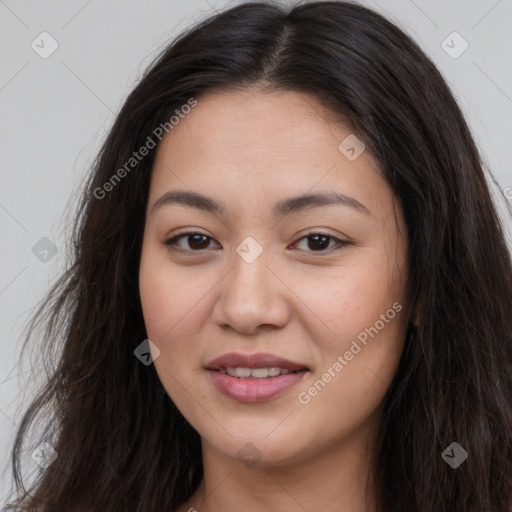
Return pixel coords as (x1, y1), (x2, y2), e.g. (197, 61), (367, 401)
(205, 352), (309, 371)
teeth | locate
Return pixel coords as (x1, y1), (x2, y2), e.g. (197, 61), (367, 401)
(267, 367), (281, 377)
(223, 367), (298, 379)
(251, 368), (268, 378)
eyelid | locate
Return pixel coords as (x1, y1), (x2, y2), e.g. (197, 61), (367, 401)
(163, 230), (219, 251)
(289, 232), (348, 253)
(294, 227), (349, 242)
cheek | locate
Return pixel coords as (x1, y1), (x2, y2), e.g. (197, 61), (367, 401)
(138, 252), (209, 406)
(301, 253), (407, 424)
(138, 247), (219, 401)
(296, 291), (406, 443)
(139, 248), (207, 342)
(309, 255), (405, 350)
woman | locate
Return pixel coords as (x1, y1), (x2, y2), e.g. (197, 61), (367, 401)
(6, 1), (512, 511)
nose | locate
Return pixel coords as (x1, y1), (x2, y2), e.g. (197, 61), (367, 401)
(211, 247), (291, 335)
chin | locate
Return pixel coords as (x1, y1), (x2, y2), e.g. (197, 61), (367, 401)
(200, 424), (317, 468)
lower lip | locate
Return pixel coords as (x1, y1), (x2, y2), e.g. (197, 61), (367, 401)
(208, 370), (307, 402)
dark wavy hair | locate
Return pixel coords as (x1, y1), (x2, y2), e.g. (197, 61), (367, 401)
(5, 1), (512, 511)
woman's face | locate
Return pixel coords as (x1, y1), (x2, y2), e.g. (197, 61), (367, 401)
(139, 88), (409, 467)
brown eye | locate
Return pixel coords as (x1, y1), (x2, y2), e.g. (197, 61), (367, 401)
(164, 232), (219, 252)
(293, 233), (347, 252)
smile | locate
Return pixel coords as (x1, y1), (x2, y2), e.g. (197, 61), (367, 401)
(205, 352), (309, 402)
(218, 367), (299, 378)
(208, 370), (308, 401)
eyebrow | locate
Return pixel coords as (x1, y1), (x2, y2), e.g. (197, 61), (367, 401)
(151, 190), (371, 217)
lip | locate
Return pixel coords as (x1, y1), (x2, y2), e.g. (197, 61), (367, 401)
(205, 352), (309, 371)
(205, 352), (309, 402)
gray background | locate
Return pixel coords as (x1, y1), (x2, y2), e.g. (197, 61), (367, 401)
(1, 0), (511, 501)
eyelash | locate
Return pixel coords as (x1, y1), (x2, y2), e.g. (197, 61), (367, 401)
(163, 230), (348, 254)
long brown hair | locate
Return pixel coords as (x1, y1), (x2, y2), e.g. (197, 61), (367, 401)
(6, 2), (512, 511)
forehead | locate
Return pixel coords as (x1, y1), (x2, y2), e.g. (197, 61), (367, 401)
(149, 88), (390, 218)
(159, 88), (350, 158)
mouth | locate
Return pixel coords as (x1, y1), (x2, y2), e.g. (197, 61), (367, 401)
(205, 352), (309, 402)
(211, 367), (304, 379)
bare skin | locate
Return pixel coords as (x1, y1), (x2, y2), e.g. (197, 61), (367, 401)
(138, 88), (410, 512)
